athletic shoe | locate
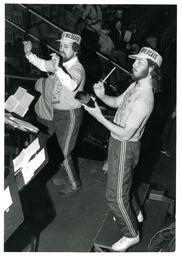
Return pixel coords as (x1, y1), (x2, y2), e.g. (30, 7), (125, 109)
(59, 183), (81, 198)
(112, 233), (140, 251)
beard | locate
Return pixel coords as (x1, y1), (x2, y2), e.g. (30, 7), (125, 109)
(61, 52), (75, 63)
(132, 66), (149, 81)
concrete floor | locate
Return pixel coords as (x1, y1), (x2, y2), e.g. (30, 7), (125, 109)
(5, 158), (109, 252)
(38, 158), (108, 252)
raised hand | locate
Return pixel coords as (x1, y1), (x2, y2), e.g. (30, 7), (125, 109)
(50, 53), (60, 71)
(93, 81), (105, 99)
(22, 41), (32, 56)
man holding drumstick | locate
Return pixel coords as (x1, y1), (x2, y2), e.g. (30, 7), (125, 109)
(83, 47), (162, 251)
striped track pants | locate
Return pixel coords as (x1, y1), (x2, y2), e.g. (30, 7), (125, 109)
(106, 136), (141, 238)
(37, 108), (83, 189)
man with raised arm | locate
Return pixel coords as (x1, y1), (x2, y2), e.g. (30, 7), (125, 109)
(23, 31), (86, 197)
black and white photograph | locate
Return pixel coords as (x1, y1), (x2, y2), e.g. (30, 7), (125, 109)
(3, 0), (180, 253)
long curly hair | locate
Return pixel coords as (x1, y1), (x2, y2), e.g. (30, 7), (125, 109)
(148, 59), (162, 93)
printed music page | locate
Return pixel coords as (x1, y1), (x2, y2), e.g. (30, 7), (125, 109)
(4, 186), (13, 212)
(5, 87), (34, 117)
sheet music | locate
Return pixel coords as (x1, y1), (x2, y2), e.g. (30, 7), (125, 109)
(13, 149), (27, 173)
(19, 92), (34, 107)
(4, 186), (13, 212)
(27, 148), (45, 174)
(5, 95), (19, 113)
(13, 138), (40, 173)
(21, 165), (34, 185)
(14, 103), (28, 117)
(5, 87), (34, 117)
(25, 138), (40, 157)
(21, 149), (45, 185)
(14, 87), (27, 100)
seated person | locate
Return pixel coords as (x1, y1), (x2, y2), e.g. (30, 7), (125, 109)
(98, 23), (115, 56)
(98, 23), (126, 87)
(82, 4), (102, 27)
(110, 19), (126, 51)
(145, 35), (162, 54)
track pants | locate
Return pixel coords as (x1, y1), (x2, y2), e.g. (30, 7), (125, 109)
(37, 108), (83, 189)
(106, 136), (141, 238)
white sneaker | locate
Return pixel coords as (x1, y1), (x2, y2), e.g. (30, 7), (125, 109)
(112, 233), (140, 252)
(137, 211), (144, 223)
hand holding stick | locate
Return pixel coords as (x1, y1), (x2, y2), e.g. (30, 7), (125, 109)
(102, 67), (116, 84)
(75, 67), (117, 107)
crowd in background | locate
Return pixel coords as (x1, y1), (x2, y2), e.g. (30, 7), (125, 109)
(63, 4), (176, 162)
(5, 4), (176, 161)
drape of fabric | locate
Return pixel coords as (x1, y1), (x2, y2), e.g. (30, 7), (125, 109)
(34, 76), (54, 121)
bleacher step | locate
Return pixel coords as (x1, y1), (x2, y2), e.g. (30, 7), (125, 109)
(128, 199), (170, 251)
(92, 196), (169, 252)
(92, 183), (150, 252)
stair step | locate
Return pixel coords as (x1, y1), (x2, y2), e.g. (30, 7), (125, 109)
(92, 183), (150, 252)
(128, 199), (170, 251)
(92, 197), (170, 252)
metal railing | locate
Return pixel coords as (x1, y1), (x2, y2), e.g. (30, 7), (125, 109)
(5, 74), (38, 81)
(5, 17), (60, 56)
(6, 4), (131, 77)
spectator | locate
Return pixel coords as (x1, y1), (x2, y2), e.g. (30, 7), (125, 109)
(82, 4), (102, 30)
(110, 19), (126, 51)
(126, 23), (144, 50)
(115, 9), (124, 20)
(71, 5), (86, 34)
(98, 23), (115, 55)
(97, 23), (118, 86)
(107, 7), (126, 29)
(145, 35), (162, 54)
(98, 23), (126, 85)
(146, 35), (158, 49)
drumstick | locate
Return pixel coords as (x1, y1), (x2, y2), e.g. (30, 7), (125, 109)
(102, 67), (116, 83)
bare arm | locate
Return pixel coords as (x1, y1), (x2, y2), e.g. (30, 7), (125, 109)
(83, 100), (148, 141)
(93, 81), (125, 108)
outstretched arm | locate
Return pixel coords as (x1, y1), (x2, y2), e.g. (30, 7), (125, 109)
(23, 41), (84, 92)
